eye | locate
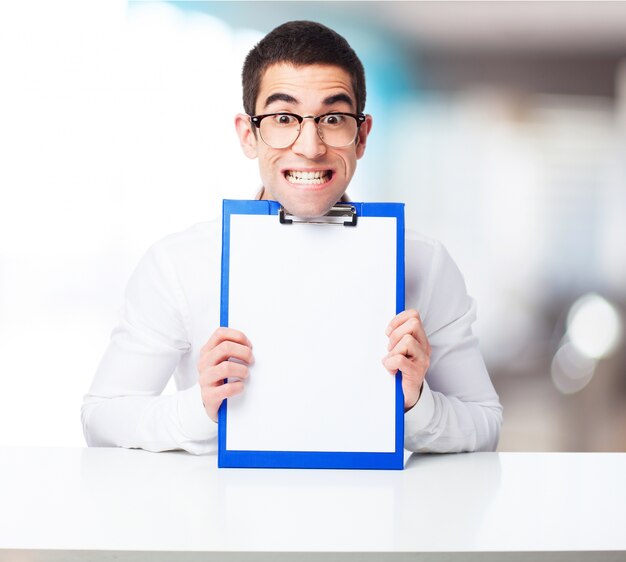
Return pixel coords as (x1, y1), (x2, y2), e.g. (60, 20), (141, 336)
(321, 114), (345, 126)
(272, 114), (298, 126)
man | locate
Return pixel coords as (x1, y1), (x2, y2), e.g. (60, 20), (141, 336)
(82, 21), (502, 454)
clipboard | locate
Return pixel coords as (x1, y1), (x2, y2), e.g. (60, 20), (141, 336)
(218, 199), (405, 469)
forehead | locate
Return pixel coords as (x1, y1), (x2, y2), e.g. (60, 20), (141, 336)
(257, 63), (355, 111)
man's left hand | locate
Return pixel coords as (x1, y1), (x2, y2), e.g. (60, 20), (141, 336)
(383, 309), (431, 412)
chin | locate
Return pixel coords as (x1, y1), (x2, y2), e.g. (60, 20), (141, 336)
(264, 179), (347, 219)
(282, 199), (338, 220)
(286, 190), (348, 220)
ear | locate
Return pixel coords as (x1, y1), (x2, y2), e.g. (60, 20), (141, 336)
(355, 114), (373, 159)
(234, 113), (259, 159)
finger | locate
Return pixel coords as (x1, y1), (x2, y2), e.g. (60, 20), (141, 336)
(387, 315), (425, 351)
(202, 380), (245, 408)
(383, 349), (430, 375)
(382, 353), (413, 376)
(211, 380), (245, 401)
(199, 360), (249, 386)
(387, 333), (422, 359)
(201, 327), (252, 353)
(385, 309), (420, 336)
(205, 340), (254, 367)
(198, 341), (254, 373)
(389, 318), (431, 356)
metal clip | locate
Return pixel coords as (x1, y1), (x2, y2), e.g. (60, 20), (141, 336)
(279, 204), (357, 226)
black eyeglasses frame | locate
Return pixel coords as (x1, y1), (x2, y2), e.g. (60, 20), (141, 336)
(248, 111), (367, 148)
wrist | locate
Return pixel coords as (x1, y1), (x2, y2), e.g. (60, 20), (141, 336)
(404, 382), (423, 413)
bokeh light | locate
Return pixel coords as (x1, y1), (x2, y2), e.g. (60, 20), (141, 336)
(551, 341), (597, 394)
(566, 293), (622, 359)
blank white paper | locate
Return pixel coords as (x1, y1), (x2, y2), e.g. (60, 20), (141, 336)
(226, 214), (398, 453)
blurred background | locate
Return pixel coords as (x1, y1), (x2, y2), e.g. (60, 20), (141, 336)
(1, 1), (625, 451)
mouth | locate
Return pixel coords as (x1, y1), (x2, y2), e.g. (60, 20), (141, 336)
(284, 169), (333, 186)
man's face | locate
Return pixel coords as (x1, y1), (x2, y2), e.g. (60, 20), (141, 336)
(235, 63), (372, 218)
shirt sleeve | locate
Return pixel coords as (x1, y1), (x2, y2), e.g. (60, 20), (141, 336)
(403, 240), (502, 453)
(81, 242), (218, 455)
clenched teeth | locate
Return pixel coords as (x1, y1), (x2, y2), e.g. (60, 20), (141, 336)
(285, 170), (331, 185)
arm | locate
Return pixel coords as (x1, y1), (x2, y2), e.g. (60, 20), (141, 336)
(81, 243), (216, 454)
(390, 239), (502, 453)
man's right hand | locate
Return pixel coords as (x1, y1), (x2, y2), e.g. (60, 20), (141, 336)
(197, 327), (254, 423)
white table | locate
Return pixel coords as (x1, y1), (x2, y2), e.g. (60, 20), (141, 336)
(0, 447), (624, 561)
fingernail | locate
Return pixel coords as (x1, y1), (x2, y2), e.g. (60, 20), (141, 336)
(385, 326), (391, 336)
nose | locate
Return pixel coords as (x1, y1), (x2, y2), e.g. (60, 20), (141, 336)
(291, 117), (327, 159)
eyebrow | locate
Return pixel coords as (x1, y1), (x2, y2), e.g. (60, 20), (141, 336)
(263, 92), (356, 111)
(264, 93), (298, 108)
(323, 93), (354, 108)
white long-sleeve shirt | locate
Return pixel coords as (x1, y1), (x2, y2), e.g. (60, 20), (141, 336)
(82, 218), (502, 455)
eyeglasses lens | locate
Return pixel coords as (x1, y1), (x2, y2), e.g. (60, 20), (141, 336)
(259, 115), (358, 149)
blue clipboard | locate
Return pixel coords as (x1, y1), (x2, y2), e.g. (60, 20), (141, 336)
(218, 199), (405, 469)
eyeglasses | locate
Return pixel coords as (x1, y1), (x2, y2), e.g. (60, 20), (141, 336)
(249, 112), (366, 149)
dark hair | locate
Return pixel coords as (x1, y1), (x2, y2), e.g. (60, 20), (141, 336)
(242, 21), (366, 115)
